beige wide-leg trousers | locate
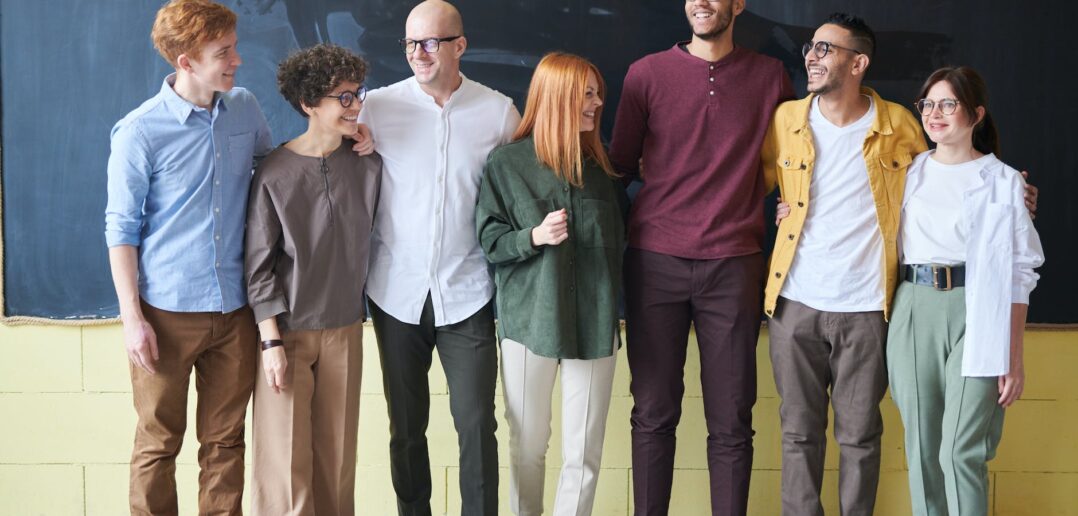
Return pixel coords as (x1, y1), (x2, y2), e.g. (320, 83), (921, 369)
(251, 319), (364, 516)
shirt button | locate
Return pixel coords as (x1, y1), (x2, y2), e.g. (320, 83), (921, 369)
(563, 187), (569, 193)
(214, 208), (220, 213)
(709, 91), (715, 96)
(216, 152), (221, 158)
(215, 180), (220, 186)
(215, 235), (221, 241)
(797, 201), (805, 207)
(775, 272), (782, 278)
(709, 77), (714, 82)
(788, 234), (795, 240)
(709, 65), (714, 70)
(215, 262), (221, 268)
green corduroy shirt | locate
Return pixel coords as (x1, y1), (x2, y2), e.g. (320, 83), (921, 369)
(476, 137), (628, 360)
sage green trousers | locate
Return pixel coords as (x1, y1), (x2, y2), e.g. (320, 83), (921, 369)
(886, 281), (1005, 516)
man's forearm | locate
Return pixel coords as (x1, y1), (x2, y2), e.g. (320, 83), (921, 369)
(108, 245), (144, 322)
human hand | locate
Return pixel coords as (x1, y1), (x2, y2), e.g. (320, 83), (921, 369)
(1021, 171), (1037, 219)
(124, 316), (159, 375)
(775, 197), (792, 226)
(998, 365), (1024, 407)
(350, 123), (374, 156)
(531, 209), (569, 247)
(262, 345), (288, 394)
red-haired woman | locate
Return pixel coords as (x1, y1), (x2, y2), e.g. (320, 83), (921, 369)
(477, 52), (627, 516)
(888, 66), (1044, 515)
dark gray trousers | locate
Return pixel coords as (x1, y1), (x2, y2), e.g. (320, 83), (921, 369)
(768, 297), (889, 516)
(370, 294), (499, 516)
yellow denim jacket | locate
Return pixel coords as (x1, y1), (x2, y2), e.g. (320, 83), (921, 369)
(761, 87), (927, 320)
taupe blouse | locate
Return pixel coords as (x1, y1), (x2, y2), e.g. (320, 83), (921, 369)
(245, 139), (381, 331)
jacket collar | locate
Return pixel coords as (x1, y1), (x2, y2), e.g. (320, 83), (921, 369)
(786, 86), (891, 136)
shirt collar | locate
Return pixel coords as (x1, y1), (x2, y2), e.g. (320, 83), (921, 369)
(159, 73), (227, 125)
(407, 72), (469, 109)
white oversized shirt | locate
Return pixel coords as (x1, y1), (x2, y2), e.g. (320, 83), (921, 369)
(781, 96), (884, 312)
(903, 151), (1044, 376)
(360, 74), (520, 325)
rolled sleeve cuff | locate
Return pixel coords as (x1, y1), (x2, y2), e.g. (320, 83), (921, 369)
(1011, 270), (1039, 305)
(105, 229), (140, 248)
(251, 295), (289, 324)
(515, 227), (541, 261)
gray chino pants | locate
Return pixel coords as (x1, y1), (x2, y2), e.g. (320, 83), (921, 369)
(768, 297), (889, 516)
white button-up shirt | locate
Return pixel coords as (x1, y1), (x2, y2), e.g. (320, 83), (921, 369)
(903, 151), (1044, 377)
(360, 74), (520, 325)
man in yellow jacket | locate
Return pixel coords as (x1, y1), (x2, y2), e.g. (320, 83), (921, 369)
(759, 13), (925, 516)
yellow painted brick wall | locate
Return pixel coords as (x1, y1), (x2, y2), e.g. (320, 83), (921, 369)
(1, 324), (1075, 515)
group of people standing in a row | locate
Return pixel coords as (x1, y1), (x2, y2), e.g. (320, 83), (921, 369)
(105, 0), (1043, 515)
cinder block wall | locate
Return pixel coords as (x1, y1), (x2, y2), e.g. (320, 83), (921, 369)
(1, 324), (1075, 515)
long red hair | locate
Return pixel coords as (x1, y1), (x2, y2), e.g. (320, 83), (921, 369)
(513, 52), (616, 187)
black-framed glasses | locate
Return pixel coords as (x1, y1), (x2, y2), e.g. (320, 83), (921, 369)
(399, 36), (462, 54)
(801, 40), (863, 59)
(915, 98), (961, 116)
(323, 86), (367, 108)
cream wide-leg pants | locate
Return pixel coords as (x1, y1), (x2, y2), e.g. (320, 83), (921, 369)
(500, 337), (617, 516)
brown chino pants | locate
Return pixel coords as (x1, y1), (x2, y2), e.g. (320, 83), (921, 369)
(129, 301), (257, 516)
(768, 297), (889, 516)
(251, 319), (364, 516)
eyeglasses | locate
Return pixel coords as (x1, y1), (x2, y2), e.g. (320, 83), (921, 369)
(915, 98), (961, 116)
(801, 40), (863, 59)
(399, 36), (462, 54)
(323, 86), (367, 108)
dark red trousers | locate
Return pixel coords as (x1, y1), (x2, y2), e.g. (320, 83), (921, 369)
(624, 248), (764, 516)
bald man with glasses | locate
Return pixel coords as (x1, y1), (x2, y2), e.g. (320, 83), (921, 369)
(354, 1), (520, 515)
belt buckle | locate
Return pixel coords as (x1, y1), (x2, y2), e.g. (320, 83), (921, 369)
(931, 265), (952, 291)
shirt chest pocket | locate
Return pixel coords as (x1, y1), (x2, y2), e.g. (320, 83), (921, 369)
(578, 198), (617, 249)
(228, 132), (256, 176)
(777, 156), (809, 199)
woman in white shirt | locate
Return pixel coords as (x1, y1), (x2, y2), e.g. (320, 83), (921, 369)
(888, 66), (1044, 516)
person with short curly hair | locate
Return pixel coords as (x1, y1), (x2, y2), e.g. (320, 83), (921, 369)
(245, 43), (382, 515)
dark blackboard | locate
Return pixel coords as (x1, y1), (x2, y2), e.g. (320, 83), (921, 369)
(2, 0), (1075, 322)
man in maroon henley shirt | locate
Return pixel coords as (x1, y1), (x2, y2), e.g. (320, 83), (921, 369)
(608, 0), (793, 514)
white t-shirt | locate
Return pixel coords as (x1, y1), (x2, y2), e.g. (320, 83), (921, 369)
(781, 96), (884, 312)
(901, 155), (991, 265)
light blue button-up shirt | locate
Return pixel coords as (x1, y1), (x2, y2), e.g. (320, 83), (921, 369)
(105, 75), (273, 313)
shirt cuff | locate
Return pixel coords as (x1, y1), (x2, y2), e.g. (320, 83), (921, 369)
(105, 229), (140, 247)
(251, 295), (288, 324)
(515, 227), (542, 261)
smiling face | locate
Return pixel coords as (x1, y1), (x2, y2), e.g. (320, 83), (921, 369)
(921, 80), (980, 148)
(404, 5), (465, 89)
(185, 30), (241, 93)
(579, 71), (602, 133)
(805, 24), (859, 96)
(306, 81), (363, 136)
(684, 0), (738, 41)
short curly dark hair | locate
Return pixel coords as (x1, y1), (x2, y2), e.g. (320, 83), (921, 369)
(277, 44), (369, 117)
